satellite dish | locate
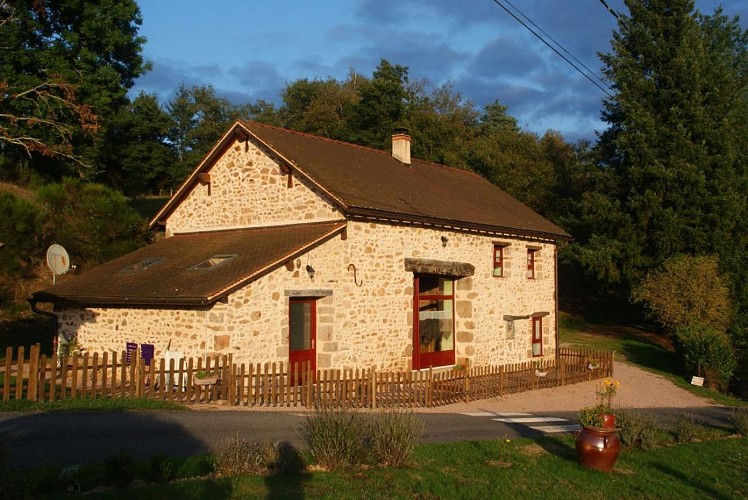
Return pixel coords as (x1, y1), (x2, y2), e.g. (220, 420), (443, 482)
(46, 244), (70, 283)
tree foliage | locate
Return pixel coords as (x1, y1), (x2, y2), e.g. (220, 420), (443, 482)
(632, 254), (733, 334)
(573, 0), (748, 330)
(0, 0), (148, 178)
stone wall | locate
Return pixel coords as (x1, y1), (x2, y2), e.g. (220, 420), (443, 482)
(61, 221), (557, 370)
(165, 138), (341, 235)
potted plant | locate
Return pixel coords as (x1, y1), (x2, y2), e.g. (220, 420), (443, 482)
(574, 378), (621, 472)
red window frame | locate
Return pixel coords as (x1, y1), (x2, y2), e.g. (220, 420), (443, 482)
(492, 244), (505, 277)
(527, 249), (536, 279)
(532, 317), (543, 357)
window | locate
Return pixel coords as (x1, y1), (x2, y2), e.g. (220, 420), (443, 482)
(526, 249), (537, 279)
(119, 257), (165, 273)
(532, 317), (543, 357)
(492, 244), (505, 277)
(413, 275), (455, 370)
(189, 254), (237, 271)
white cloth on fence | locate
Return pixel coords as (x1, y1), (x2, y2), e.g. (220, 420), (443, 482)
(164, 351), (186, 389)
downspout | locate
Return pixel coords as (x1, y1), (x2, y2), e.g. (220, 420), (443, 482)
(28, 298), (59, 357)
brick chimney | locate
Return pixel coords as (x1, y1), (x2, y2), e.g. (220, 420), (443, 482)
(391, 128), (411, 165)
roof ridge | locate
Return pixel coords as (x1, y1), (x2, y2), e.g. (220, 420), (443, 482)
(240, 120), (485, 179)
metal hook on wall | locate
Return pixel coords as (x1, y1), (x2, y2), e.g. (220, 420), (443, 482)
(347, 264), (363, 287)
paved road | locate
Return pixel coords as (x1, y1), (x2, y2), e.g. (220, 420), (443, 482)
(0, 406), (732, 470)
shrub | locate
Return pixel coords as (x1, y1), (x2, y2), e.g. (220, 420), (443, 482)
(369, 409), (424, 467)
(213, 438), (273, 476)
(273, 441), (306, 475)
(105, 448), (135, 488)
(674, 324), (737, 391)
(666, 412), (707, 443)
(616, 409), (670, 450)
(730, 406), (748, 436)
(148, 453), (175, 483)
(632, 255), (733, 332)
(301, 408), (371, 470)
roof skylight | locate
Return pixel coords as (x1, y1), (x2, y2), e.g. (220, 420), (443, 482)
(119, 257), (165, 273)
(189, 254), (237, 271)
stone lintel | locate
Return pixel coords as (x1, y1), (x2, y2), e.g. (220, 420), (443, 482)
(404, 258), (475, 277)
(284, 289), (333, 297)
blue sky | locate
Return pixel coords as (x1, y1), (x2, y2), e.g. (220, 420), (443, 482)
(133, 0), (747, 141)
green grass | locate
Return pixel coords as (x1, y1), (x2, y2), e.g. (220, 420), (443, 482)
(6, 435), (747, 499)
(0, 397), (187, 412)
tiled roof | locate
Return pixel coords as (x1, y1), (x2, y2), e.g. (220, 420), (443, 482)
(152, 121), (570, 240)
(32, 221), (346, 306)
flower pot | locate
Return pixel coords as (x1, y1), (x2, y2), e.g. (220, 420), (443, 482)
(574, 426), (620, 472)
(193, 374), (218, 386)
(601, 413), (616, 429)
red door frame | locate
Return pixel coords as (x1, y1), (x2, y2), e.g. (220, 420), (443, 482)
(289, 297), (316, 381)
(412, 275), (455, 370)
(532, 316), (543, 357)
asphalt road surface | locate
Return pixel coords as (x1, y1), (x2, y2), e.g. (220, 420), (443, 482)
(0, 406), (732, 470)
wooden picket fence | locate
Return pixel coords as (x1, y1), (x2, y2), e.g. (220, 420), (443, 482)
(1, 345), (613, 409)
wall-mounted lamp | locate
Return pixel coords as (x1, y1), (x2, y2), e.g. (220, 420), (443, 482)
(441, 235), (449, 247)
(306, 264), (316, 280)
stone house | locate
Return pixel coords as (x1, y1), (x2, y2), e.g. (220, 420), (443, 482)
(32, 121), (570, 371)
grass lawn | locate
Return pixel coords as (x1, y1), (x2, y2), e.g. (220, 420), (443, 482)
(9, 434), (746, 499)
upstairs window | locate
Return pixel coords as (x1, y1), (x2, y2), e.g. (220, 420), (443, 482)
(492, 244), (506, 277)
(526, 249), (537, 279)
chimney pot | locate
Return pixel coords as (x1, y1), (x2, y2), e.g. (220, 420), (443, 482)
(391, 130), (411, 165)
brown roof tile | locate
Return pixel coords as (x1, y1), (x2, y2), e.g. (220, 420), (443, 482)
(152, 121), (570, 240)
(33, 221), (346, 306)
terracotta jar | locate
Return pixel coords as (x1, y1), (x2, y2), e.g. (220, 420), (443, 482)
(574, 426), (620, 472)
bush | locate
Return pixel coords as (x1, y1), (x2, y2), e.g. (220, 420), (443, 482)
(213, 438), (275, 476)
(674, 324), (737, 391)
(105, 448), (135, 488)
(148, 453), (175, 483)
(273, 441), (306, 475)
(369, 409), (424, 467)
(666, 412), (707, 443)
(616, 409), (670, 450)
(730, 406), (748, 436)
(632, 255), (733, 332)
(301, 408), (371, 470)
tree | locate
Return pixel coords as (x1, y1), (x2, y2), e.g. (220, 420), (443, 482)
(166, 85), (242, 187)
(351, 60), (409, 149)
(97, 92), (176, 196)
(586, 1), (748, 324)
(0, 0), (148, 178)
(36, 178), (150, 267)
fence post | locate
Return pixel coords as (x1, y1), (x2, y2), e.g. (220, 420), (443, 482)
(14, 346), (25, 401)
(610, 351), (615, 377)
(27, 344), (39, 402)
(3, 347), (12, 402)
(369, 367), (376, 410)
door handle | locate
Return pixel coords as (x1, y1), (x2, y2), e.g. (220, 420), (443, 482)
(312, 340), (315, 349)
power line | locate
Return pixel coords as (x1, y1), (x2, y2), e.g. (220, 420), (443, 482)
(504, 0), (612, 92)
(490, 0), (614, 98)
(598, 0), (621, 20)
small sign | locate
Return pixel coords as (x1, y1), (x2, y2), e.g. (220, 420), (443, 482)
(691, 376), (704, 386)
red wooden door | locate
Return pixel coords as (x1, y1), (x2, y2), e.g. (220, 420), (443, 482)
(289, 298), (316, 382)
